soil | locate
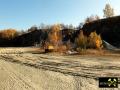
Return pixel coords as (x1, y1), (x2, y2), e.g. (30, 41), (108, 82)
(0, 47), (119, 90)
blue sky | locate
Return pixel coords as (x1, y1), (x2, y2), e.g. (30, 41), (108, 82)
(0, 0), (120, 30)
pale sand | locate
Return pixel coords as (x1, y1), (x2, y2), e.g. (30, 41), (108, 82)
(0, 48), (119, 90)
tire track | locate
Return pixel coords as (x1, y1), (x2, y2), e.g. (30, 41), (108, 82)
(0, 58), (40, 90)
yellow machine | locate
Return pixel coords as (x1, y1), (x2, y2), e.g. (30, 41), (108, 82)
(45, 45), (54, 53)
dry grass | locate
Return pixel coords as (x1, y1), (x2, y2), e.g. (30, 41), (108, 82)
(76, 49), (120, 57)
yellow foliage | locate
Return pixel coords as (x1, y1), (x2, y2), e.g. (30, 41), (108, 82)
(75, 30), (87, 49)
(88, 31), (102, 49)
(0, 29), (18, 39)
(75, 30), (102, 49)
(49, 24), (62, 46)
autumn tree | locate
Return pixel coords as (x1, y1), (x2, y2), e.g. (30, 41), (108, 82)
(48, 24), (62, 49)
(75, 30), (87, 49)
(88, 31), (102, 49)
(103, 4), (114, 18)
(0, 29), (18, 39)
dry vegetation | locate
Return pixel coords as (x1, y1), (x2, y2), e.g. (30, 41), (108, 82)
(0, 29), (18, 39)
(0, 27), (117, 56)
(47, 24), (62, 51)
(75, 30), (103, 54)
(42, 24), (103, 54)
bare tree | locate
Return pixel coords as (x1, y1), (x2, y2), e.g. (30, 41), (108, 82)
(85, 15), (100, 23)
(78, 22), (84, 29)
(103, 4), (114, 18)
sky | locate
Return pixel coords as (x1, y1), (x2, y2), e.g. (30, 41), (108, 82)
(0, 0), (120, 30)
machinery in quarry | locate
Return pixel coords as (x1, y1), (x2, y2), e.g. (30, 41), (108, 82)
(44, 43), (54, 53)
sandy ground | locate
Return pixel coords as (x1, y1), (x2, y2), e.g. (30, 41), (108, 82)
(0, 47), (120, 90)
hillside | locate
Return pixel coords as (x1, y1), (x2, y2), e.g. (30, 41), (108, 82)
(82, 16), (120, 47)
(0, 16), (120, 48)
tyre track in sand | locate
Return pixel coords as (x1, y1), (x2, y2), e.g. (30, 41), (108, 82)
(0, 57), (41, 90)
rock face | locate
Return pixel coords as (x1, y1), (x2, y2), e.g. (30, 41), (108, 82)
(82, 16), (120, 48)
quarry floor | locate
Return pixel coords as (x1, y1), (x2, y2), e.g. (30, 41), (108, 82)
(0, 47), (120, 90)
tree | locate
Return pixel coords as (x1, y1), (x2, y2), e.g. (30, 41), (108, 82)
(75, 30), (87, 49)
(85, 15), (100, 23)
(39, 23), (45, 29)
(103, 4), (114, 18)
(88, 31), (102, 49)
(19, 30), (26, 35)
(28, 25), (37, 32)
(59, 23), (66, 30)
(0, 29), (18, 39)
(48, 24), (62, 50)
(68, 24), (74, 29)
(78, 22), (84, 30)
